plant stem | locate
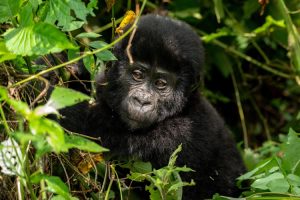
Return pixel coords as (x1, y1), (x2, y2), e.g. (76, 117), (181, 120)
(196, 29), (292, 79)
(25, 57), (33, 74)
(275, 0), (300, 83)
(104, 165), (115, 200)
(94, 17), (123, 33)
(0, 103), (10, 134)
(111, 165), (123, 200)
(39, 159), (47, 200)
(231, 69), (249, 148)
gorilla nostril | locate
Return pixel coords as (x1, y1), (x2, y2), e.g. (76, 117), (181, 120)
(133, 96), (142, 106)
(133, 96), (151, 107)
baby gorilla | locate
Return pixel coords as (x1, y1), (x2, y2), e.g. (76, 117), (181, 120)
(59, 14), (245, 199)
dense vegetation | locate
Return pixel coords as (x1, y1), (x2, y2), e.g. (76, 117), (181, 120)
(0, 0), (299, 199)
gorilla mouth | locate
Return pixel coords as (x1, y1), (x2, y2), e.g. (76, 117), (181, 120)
(120, 109), (157, 129)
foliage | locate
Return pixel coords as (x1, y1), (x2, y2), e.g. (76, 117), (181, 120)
(0, 86), (108, 199)
(125, 145), (195, 200)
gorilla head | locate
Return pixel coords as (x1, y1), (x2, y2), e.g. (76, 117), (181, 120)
(99, 15), (204, 130)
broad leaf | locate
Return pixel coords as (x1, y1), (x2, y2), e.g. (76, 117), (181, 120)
(127, 172), (147, 182)
(83, 47), (96, 74)
(31, 174), (73, 200)
(47, 87), (90, 110)
(29, 118), (66, 153)
(251, 172), (285, 190)
(65, 134), (109, 153)
(89, 41), (117, 61)
(0, 86), (9, 101)
(44, 176), (72, 199)
(167, 179), (195, 193)
(19, 4), (34, 27)
(4, 22), (76, 56)
(45, 0), (90, 31)
(68, 0), (90, 21)
(267, 178), (290, 193)
(282, 129), (300, 175)
(132, 161), (152, 173)
(0, 0), (21, 23)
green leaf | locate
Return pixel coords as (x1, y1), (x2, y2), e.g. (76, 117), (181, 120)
(76, 32), (101, 38)
(168, 144), (182, 167)
(237, 158), (277, 181)
(146, 184), (161, 200)
(173, 166), (194, 173)
(267, 178), (290, 193)
(19, 4), (34, 27)
(0, 0), (21, 23)
(292, 186), (300, 195)
(46, 87), (90, 110)
(89, 41), (117, 61)
(29, 118), (67, 153)
(167, 179), (195, 193)
(87, 0), (98, 16)
(0, 86), (9, 101)
(31, 174), (73, 199)
(51, 195), (79, 200)
(251, 172), (285, 190)
(44, 176), (73, 200)
(68, 0), (89, 21)
(213, 0), (224, 23)
(65, 134), (109, 153)
(127, 172), (147, 182)
(4, 22), (76, 56)
(67, 49), (80, 60)
(45, 0), (90, 31)
(13, 132), (43, 144)
(287, 174), (300, 187)
(83, 48), (96, 74)
(0, 39), (17, 63)
(282, 129), (300, 175)
(7, 99), (31, 118)
(28, 0), (43, 11)
(132, 161), (152, 173)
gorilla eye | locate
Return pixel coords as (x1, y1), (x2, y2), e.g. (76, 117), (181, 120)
(132, 69), (145, 81)
(155, 78), (167, 89)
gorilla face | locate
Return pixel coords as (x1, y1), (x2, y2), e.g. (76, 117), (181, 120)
(116, 62), (186, 130)
(101, 15), (204, 130)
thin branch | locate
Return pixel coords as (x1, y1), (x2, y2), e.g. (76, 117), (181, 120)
(29, 76), (50, 107)
(126, 27), (137, 64)
(231, 70), (249, 148)
(196, 29), (293, 79)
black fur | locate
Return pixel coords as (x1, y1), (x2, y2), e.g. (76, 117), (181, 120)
(59, 15), (245, 199)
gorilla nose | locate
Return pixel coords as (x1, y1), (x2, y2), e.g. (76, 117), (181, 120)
(133, 96), (152, 107)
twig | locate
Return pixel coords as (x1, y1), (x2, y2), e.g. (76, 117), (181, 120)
(196, 29), (293, 79)
(57, 155), (71, 190)
(231, 70), (249, 148)
(126, 27), (137, 64)
(29, 76), (50, 107)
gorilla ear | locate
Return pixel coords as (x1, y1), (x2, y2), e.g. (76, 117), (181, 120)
(95, 70), (107, 99)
